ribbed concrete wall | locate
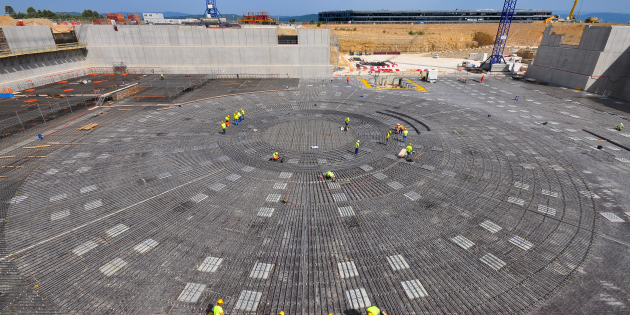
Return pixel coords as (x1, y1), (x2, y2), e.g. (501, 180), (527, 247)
(0, 49), (88, 92)
(75, 25), (331, 78)
(0, 25), (332, 92)
(528, 25), (630, 102)
(1, 26), (57, 50)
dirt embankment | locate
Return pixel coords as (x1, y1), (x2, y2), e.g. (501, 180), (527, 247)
(0, 15), (74, 32)
(304, 23), (593, 54)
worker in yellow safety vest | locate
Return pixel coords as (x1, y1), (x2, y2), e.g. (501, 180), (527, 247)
(403, 128), (408, 141)
(326, 171), (335, 180)
(345, 117), (350, 131)
(234, 111), (239, 125)
(225, 115), (230, 127)
(272, 152), (279, 160)
(617, 123), (624, 131)
(386, 130), (391, 145)
(241, 108), (245, 120)
(213, 299), (224, 315)
(221, 121), (226, 134)
(367, 305), (381, 315)
(355, 140), (360, 154)
(406, 143), (413, 156)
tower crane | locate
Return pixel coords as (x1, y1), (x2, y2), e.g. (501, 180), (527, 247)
(201, 0), (227, 26)
(567, 0), (579, 21)
(480, 0), (517, 71)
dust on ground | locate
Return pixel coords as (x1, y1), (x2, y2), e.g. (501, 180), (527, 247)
(0, 15), (74, 32)
(305, 23), (599, 55)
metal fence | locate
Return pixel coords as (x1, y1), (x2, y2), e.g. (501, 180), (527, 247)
(0, 96), (97, 139)
(164, 74), (215, 99)
(0, 68), (89, 94)
(321, 20), (537, 24)
(0, 43), (86, 58)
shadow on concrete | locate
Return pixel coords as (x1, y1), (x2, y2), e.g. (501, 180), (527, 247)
(588, 44), (630, 113)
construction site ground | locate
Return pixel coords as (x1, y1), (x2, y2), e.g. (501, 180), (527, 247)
(309, 23), (597, 55)
(1, 75), (630, 314)
(339, 54), (489, 76)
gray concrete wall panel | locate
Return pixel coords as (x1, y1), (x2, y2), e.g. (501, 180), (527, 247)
(2, 25), (330, 91)
(530, 25), (630, 101)
(2, 25), (56, 49)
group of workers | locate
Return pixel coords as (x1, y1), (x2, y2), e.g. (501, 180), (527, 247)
(220, 108), (245, 134)
(212, 299), (386, 315)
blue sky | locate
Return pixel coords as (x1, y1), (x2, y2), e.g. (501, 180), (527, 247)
(4, 0), (629, 15)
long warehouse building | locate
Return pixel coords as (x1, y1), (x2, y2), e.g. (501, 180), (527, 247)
(318, 9), (553, 23)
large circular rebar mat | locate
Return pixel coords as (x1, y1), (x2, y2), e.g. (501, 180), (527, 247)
(4, 89), (597, 314)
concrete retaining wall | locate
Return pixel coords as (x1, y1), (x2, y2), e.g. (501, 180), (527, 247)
(1, 26), (57, 50)
(75, 25), (331, 78)
(0, 25), (332, 92)
(0, 49), (88, 92)
(528, 25), (630, 102)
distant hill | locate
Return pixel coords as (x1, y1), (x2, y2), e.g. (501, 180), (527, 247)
(278, 14), (318, 22)
(55, 11), (83, 16)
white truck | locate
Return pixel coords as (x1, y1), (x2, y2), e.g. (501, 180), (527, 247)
(422, 69), (438, 83)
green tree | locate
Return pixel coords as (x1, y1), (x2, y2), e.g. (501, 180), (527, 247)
(317, 22), (321, 27)
(309, 19), (315, 24)
(26, 6), (36, 15)
(5, 5), (14, 15)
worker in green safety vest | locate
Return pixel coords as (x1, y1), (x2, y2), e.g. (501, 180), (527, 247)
(403, 128), (408, 141)
(326, 171), (335, 180)
(345, 117), (350, 131)
(272, 152), (279, 160)
(406, 143), (413, 156)
(221, 122), (226, 134)
(367, 305), (381, 315)
(213, 299), (224, 315)
(386, 130), (391, 145)
(355, 140), (360, 154)
(241, 108), (245, 120)
(617, 123), (624, 131)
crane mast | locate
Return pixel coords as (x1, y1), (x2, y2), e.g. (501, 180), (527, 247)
(568, 0), (579, 20)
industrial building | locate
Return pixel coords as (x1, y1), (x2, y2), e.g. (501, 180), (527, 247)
(142, 13), (199, 25)
(318, 9), (553, 23)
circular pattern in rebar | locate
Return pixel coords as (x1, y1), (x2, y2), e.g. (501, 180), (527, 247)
(2, 86), (597, 315)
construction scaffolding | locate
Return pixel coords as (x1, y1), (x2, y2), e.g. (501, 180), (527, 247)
(238, 12), (277, 25)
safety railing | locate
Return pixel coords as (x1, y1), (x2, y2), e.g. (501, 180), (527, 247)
(165, 74), (214, 99)
(0, 43), (86, 59)
(0, 69), (89, 94)
(0, 96), (97, 139)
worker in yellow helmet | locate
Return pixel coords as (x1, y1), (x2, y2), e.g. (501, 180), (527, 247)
(241, 108), (245, 120)
(272, 152), (279, 161)
(234, 111), (239, 125)
(279, 312), (285, 315)
(221, 121), (226, 134)
(386, 130), (391, 145)
(403, 128), (408, 141)
(225, 114), (230, 127)
(213, 299), (224, 315)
